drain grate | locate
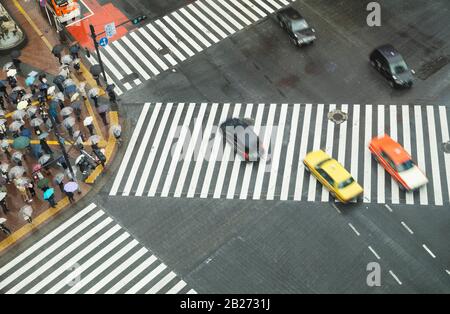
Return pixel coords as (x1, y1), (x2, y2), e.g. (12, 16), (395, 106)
(443, 141), (450, 154)
(328, 109), (348, 124)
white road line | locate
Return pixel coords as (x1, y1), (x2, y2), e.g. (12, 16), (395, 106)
(350, 104), (360, 184)
(187, 4), (228, 39)
(195, 2), (237, 34)
(438, 106), (450, 203)
(86, 56), (123, 95)
(294, 104), (312, 201)
(25, 224), (122, 294)
(0, 203), (96, 277)
(254, 0), (276, 13)
(242, 0), (267, 18)
(67, 240), (139, 294)
(389, 105), (400, 204)
(161, 104), (196, 197)
(368, 246), (381, 260)
(95, 48), (125, 81)
(321, 104), (336, 202)
(146, 271), (177, 294)
(125, 263), (167, 294)
(166, 280), (187, 294)
(363, 105), (372, 203)
(414, 106), (428, 205)
(45, 232), (130, 294)
(175, 103), (208, 197)
(229, 1), (259, 22)
(179, 8), (220, 43)
(105, 256), (158, 294)
(348, 223), (360, 236)
(83, 246), (148, 294)
(336, 104), (348, 198)
(401, 221), (414, 235)
(280, 104), (300, 200)
(200, 103), (230, 198)
(131, 30), (171, 70)
(0, 211), (104, 291)
(401, 105), (414, 205)
(377, 105), (385, 204)
(422, 244), (436, 258)
(149, 104), (186, 197)
(187, 289), (197, 294)
(426, 106), (443, 206)
(172, 11), (212, 48)
(384, 204), (393, 212)
(139, 27), (178, 66)
(240, 103), (265, 199)
(7, 218), (112, 294)
(121, 36), (160, 76)
(446, 270), (450, 276)
(227, 103), (253, 199)
(267, 103), (288, 200)
(205, 0), (244, 30)
(217, 0), (252, 25)
(113, 40), (151, 80)
(155, 19), (195, 57)
(214, 103), (242, 199)
(122, 103), (162, 196)
(163, 15), (203, 53)
(253, 103), (277, 199)
(104, 45), (141, 85)
(148, 23), (187, 61)
(331, 203), (341, 214)
(266, 0), (284, 10)
(307, 104), (324, 202)
(188, 103), (219, 198)
(389, 270), (402, 285)
(110, 104), (150, 195)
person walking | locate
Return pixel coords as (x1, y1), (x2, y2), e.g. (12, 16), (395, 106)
(17, 185), (32, 203)
(27, 180), (36, 198)
(65, 190), (75, 203)
(40, 138), (53, 155)
(98, 111), (108, 126)
(46, 193), (57, 208)
(19, 205), (33, 224)
(0, 198), (9, 215)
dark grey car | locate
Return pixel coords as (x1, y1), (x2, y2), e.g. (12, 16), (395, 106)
(277, 7), (316, 47)
(220, 118), (264, 162)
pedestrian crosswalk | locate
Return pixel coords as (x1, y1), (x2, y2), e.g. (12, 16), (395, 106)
(86, 0), (295, 94)
(110, 103), (450, 206)
(0, 203), (196, 294)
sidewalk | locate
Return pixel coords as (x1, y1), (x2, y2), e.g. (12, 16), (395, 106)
(0, 0), (120, 251)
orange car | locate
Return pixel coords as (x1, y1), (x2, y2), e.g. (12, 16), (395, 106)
(50, 0), (80, 23)
(369, 134), (428, 191)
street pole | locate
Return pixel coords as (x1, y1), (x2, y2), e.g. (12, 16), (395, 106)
(48, 113), (77, 184)
(89, 24), (108, 85)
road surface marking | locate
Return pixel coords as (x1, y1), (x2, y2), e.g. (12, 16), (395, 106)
(163, 15), (203, 53)
(179, 8), (220, 43)
(348, 223), (360, 236)
(389, 270), (402, 285)
(321, 104), (336, 202)
(401, 105), (414, 204)
(438, 106), (450, 204)
(422, 244), (436, 258)
(121, 36), (160, 76)
(368, 246), (381, 260)
(377, 105), (385, 204)
(307, 104), (325, 202)
(188, 4), (228, 38)
(125, 263), (167, 294)
(166, 280), (187, 294)
(205, 0), (244, 30)
(401, 221), (414, 235)
(113, 40), (151, 80)
(146, 271), (177, 294)
(196, 1), (238, 33)
(171, 11), (212, 47)
(294, 104), (312, 201)
(217, 0), (252, 25)
(389, 105), (400, 204)
(426, 106), (443, 205)
(350, 104), (360, 191)
(384, 204), (393, 212)
(414, 106), (428, 205)
(363, 105), (372, 203)
(331, 203), (341, 214)
(138, 27), (178, 66)
(155, 19), (195, 57)
(243, 0), (267, 17)
(446, 270), (450, 276)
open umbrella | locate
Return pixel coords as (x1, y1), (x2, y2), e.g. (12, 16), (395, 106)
(33, 164), (42, 172)
(63, 117), (76, 128)
(97, 104), (109, 114)
(52, 44), (63, 56)
(83, 116), (93, 126)
(110, 125), (122, 137)
(55, 92), (65, 102)
(54, 172), (65, 184)
(0, 119), (6, 126)
(12, 110), (26, 120)
(11, 50), (21, 59)
(38, 178), (50, 189)
(3, 62), (13, 71)
(38, 132), (49, 140)
(17, 100), (28, 110)
(47, 86), (56, 96)
(43, 188), (54, 200)
(22, 93), (33, 101)
(7, 69), (17, 77)
(12, 151), (23, 161)
(53, 75), (65, 85)
(19, 205), (33, 220)
(27, 106), (38, 118)
(88, 88), (99, 98)
(15, 177), (29, 187)
(61, 55), (73, 65)
(9, 121), (23, 132)
(31, 118), (44, 127)
(89, 135), (101, 145)
(0, 163), (8, 172)
(71, 101), (82, 110)
(60, 107), (73, 117)
(1, 139), (9, 148)
(9, 166), (25, 179)
(64, 181), (78, 193)
(0, 109), (5, 117)
(12, 86), (24, 93)
(38, 154), (51, 165)
(0, 192), (6, 202)
(65, 84), (77, 95)
(70, 93), (80, 102)
(12, 136), (30, 150)
(25, 76), (35, 87)
(63, 78), (75, 88)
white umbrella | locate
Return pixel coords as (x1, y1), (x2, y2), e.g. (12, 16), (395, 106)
(7, 69), (17, 77)
(17, 101), (28, 110)
(12, 110), (27, 120)
(83, 116), (93, 126)
(47, 86), (56, 96)
(88, 88), (99, 98)
(61, 55), (73, 65)
(70, 92), (80, 102)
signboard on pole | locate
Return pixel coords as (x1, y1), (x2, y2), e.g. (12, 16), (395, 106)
(105, 22), (116, 38)
(99, 37), (109, 47)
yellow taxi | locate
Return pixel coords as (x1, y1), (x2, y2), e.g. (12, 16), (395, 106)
(303, 150), (363, 203)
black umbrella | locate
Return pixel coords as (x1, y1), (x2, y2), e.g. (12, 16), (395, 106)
(97, 104), (109, 114)
(52, 44), (63, 56)
(69, 44), (80, 54)
(106, 84), (116, 92)
(10, 50), (21, 59)
(71, 101), (82, 110)
(53, 75), (65, 85)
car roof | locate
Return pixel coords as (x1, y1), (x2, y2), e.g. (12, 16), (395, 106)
(375, 44), (402, 59)
(375, 135), (411, 164)
(221, 118), (248, 128)
(279, 7), (304, 20)
(320, 159), (351, 183)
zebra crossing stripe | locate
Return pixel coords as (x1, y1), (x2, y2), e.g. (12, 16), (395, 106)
(171, 11), (212, 48)
(426, 106), (443, 206)
(294, 104), (312, 201)
(146, 271), (177, 294)
(163, 15), (203, 53)
(350, 105), (360, 193)
(377, 105), (385, 204)
(322, 104), (336, 202)
(155, 19), (195, 57)
(307, 104), (325, 202)
(389, 105), (400, 204)
(414, 106), (428, 205)
(138, 27), (178, 66)
(402, 105), (414, 205)
(363, 105), (372, 203)
(439, 106), (450, 201)
(205, 0), (244, 30)
(125, 263), (167, 294)
(179, 7), (220, 43)
(130, 31), (170, 70)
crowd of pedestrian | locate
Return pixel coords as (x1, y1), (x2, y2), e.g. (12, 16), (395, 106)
(0, 44), (121, 236)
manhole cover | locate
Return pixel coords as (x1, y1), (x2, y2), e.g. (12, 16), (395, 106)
(443, 141), (450, 154)
(328, 109), (348, 124)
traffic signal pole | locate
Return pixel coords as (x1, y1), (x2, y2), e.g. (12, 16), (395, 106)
(89, 24), (108, 85)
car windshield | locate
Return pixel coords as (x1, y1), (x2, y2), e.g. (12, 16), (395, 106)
(338, 177), (355, 189)
(397, 160), (414, 172)
(55, 0), (68, 5)
(291, 19), (309, 32)
(391, 60), (408, 74)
